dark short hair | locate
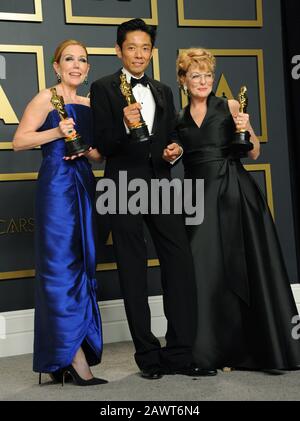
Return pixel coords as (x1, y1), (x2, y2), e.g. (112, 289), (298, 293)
(117, 18), (156, 49)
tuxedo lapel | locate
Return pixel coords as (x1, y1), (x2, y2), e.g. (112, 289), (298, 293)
(148, 79), (164, 109)
(148, 79), (164, 135)
(109, 71), (165, 135)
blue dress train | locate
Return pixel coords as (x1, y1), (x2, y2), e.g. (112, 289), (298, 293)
(33, 104), (102, 373)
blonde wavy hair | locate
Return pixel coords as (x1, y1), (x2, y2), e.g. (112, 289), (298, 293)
(176, 48), (216, 87)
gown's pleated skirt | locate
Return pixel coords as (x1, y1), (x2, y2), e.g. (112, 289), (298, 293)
(186, 159), (300, 370)
(33, 106), (102, 373)
(178, 94), (300, 370)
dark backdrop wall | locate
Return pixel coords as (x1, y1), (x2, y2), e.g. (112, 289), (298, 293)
(281, 0), (300, 280)
(0, 0), (298, 312)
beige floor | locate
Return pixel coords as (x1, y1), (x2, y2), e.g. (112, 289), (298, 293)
(0, 341), (299, 401)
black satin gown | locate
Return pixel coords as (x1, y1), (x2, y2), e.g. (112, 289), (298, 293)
(177, 92), (300, 370)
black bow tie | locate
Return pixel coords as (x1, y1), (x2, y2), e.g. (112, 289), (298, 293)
(130, 75), (148, 88)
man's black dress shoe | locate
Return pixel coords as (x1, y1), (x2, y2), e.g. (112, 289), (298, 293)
(140, 368), (163, 380)
(164, 367), (217, 376)
(182, 367), (217, 376)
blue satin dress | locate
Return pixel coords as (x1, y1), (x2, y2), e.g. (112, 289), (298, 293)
(33, 104), (103, 373)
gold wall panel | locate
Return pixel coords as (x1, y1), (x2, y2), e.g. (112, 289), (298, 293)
(0, 44), (45, 150)
(177, 0), (263, 27)
(65, 0), (158, 25)
(0, 0), (43, 22)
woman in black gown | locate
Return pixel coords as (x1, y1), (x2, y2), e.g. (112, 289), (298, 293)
(176, 48), (300, 372)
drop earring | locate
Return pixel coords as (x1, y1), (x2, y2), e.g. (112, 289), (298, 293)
(183, 85), (188, 95)
(56, 73), (61, 83)
(84, 76), (88, 85)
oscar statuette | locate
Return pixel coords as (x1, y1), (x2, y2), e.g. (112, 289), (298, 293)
(120, 73), (150, 143)
(231, 86), (254, 156)
(50, 87), (90, 156)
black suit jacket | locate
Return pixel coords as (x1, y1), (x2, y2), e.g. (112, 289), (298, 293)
(90, 69), (179, 181)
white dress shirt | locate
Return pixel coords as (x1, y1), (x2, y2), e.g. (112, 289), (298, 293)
(122, 67), (183, 164)
(122, 67), (156, 135)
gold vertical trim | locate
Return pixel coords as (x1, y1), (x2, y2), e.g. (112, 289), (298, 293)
(0, 0), (43, 22)
(177, 0), (263, 27)
(256, 49), (267, 144)
(177, 0), (185, 25)
(152, 49), (160, 81)
(256, 0), (263, 26)
(244, 163), (274, 219)
(150, 0), (159, 25)
(64, 0), (158, 25)
(64, 0), (73, 22)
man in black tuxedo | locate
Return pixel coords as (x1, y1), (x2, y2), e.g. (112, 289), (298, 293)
(91, 18), (216, 379)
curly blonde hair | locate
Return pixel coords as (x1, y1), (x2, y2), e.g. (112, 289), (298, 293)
(176, 48), (216, 87)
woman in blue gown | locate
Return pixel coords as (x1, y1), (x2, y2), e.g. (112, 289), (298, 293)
(175, 48), (300, 372)
(13, 40), (107, 386)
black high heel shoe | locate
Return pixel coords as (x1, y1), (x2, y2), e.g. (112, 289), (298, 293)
(38, 369), (73, 384)
(62, 365), (108, 386)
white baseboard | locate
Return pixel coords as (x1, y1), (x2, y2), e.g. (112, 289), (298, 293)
(0, 296), (167, 358)
(292, 283), (300, 315)
(1, 285), (300, 358)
